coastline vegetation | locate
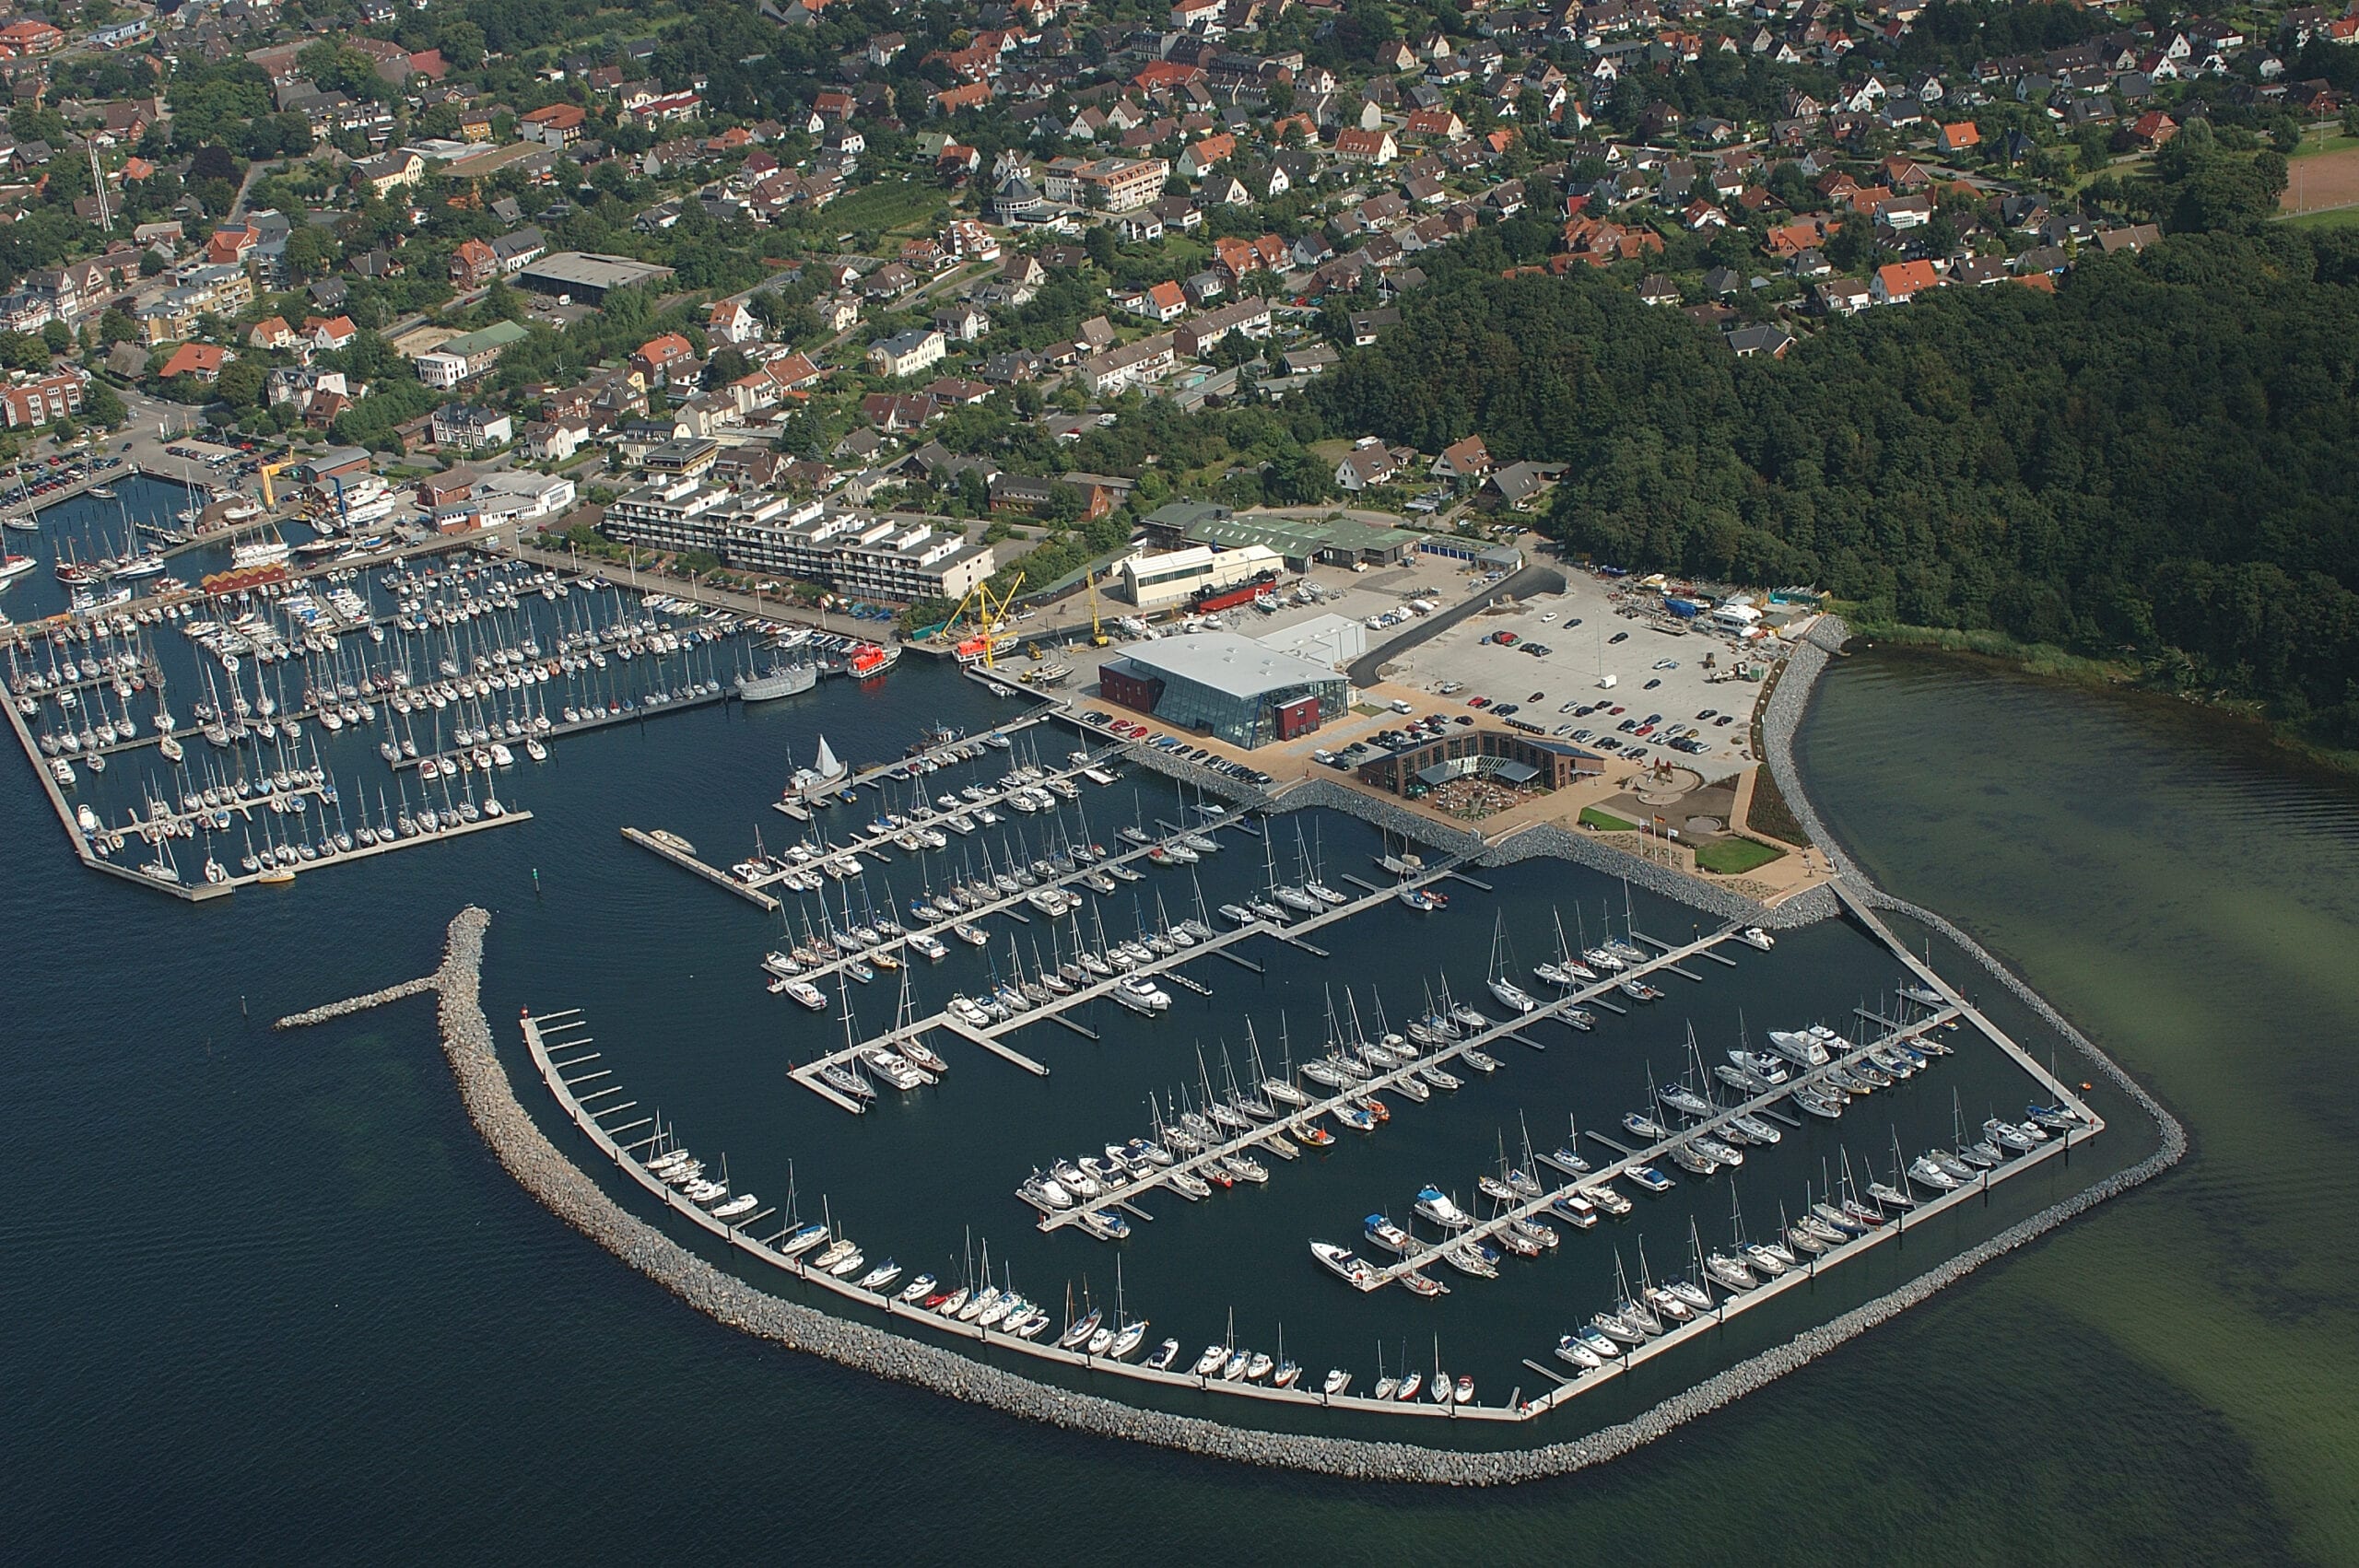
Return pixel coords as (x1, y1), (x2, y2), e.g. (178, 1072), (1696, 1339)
(1742, 769), (1812, 849)
(1314, 212), (2359, 755)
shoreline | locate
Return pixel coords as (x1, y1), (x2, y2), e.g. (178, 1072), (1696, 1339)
(1841, 616), (2359, 779)
(409, 619), (2190, 1481)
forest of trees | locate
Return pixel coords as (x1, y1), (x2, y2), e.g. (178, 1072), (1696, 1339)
(1312, 229), (2359, 746)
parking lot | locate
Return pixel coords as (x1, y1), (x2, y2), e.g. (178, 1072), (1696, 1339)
(1054, 544), (1793, 780)
(1353, 567), (1778, 775)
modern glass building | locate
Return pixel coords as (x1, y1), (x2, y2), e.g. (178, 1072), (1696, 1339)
(1098, 632), (1349, 749)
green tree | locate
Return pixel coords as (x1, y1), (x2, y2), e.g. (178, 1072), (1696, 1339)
(217, 358), (267, 410)
(188, 144), (241, 184)
(434, 18), (487, 70)
(41, 321), (72, 356)
(98, 308), (137, 346)
(82, 382), (126, 428)
(283, 224), (337, 278)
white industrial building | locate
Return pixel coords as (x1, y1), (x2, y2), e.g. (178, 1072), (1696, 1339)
(1113, 543), (1284, 608)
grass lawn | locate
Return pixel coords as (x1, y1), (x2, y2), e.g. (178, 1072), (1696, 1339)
(2290, 132), (2359, 159)
(1579, 806), (1637, 832)
(2281, 205), (2359, 229)
(823, 181), (950, 237)
(1694, 837), (1787, 875)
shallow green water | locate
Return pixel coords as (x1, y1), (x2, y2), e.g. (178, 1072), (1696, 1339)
(1799, 649), (2359, 1562)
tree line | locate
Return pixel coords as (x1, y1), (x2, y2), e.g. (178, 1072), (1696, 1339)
(1311, 228), (2359, 746)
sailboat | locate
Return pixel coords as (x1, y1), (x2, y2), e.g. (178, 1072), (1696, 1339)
(1486, 912), (1538, 1013)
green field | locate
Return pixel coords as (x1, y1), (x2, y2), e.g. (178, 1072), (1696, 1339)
(2280, 205), (2359, 229)
(1692, 836), (1786, 874)
(1578, 806), (1637, 832)
(820, 181), (950, 237)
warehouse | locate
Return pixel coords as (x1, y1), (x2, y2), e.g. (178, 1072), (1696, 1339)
(1098, 632), (1348, 749)
(1112, 543), (1282, 607)
(514, 252), (675, 302)
(1139, 502), (1427, 570)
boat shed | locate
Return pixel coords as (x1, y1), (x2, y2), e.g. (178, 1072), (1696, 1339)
(291, 447), (374, 483)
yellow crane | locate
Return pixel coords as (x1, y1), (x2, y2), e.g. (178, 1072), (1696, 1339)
(941, 571), (1026, 667)
(1086, 568), (1109, 648)
(258, 459), (290, 509)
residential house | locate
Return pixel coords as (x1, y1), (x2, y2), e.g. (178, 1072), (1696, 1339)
(1872, 259), (1942, 303)
(1334, 442), (1397, 491)
(353, 150), (425, 198)
(630, 332), (698, 387)
(1433, 434), (1493, 486)
(160, 344), (233, 381)
(933, 303), (991, 342)
(0, 369), (87, 427)
(431, 403), (514, 450)
(1725, 323), (1796, 357)
(520, 103), (587, 145)
(868, 328), (948, 379)
(708, 298), (763, 345)
(450, 238), (500, 287)
(1125, 280), (1190, 322)
(1078, 334), (1176, 395)
(491, 228), (547, 274)
(1174, 296), (1272, 357)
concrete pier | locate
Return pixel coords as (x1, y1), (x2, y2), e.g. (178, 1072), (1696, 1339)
(622, 826), (781, 912)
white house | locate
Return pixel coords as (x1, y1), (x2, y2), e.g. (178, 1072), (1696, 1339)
(707, 298), (763, 345)
(866, 328), (947, 379)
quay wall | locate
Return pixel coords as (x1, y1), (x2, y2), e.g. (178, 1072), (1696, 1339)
(415, 617), (2187, 1483)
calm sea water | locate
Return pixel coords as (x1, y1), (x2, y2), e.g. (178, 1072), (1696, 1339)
(1, 643), (2345, 1562)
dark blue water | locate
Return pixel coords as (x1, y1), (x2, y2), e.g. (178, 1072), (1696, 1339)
(0, 645), (2314, 1563)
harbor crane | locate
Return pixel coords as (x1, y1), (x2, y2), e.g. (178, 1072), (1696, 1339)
(1086, 568), (1110, 648)
(942, 572), (1025, 668)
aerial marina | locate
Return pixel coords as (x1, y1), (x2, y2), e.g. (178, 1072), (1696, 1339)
(419, 653), (2114, 1441)
(2, 473), (899, 897)
(4, 472), (2145, 1465)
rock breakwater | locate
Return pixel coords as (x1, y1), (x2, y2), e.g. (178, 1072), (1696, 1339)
(274, 975), (439, 1030)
